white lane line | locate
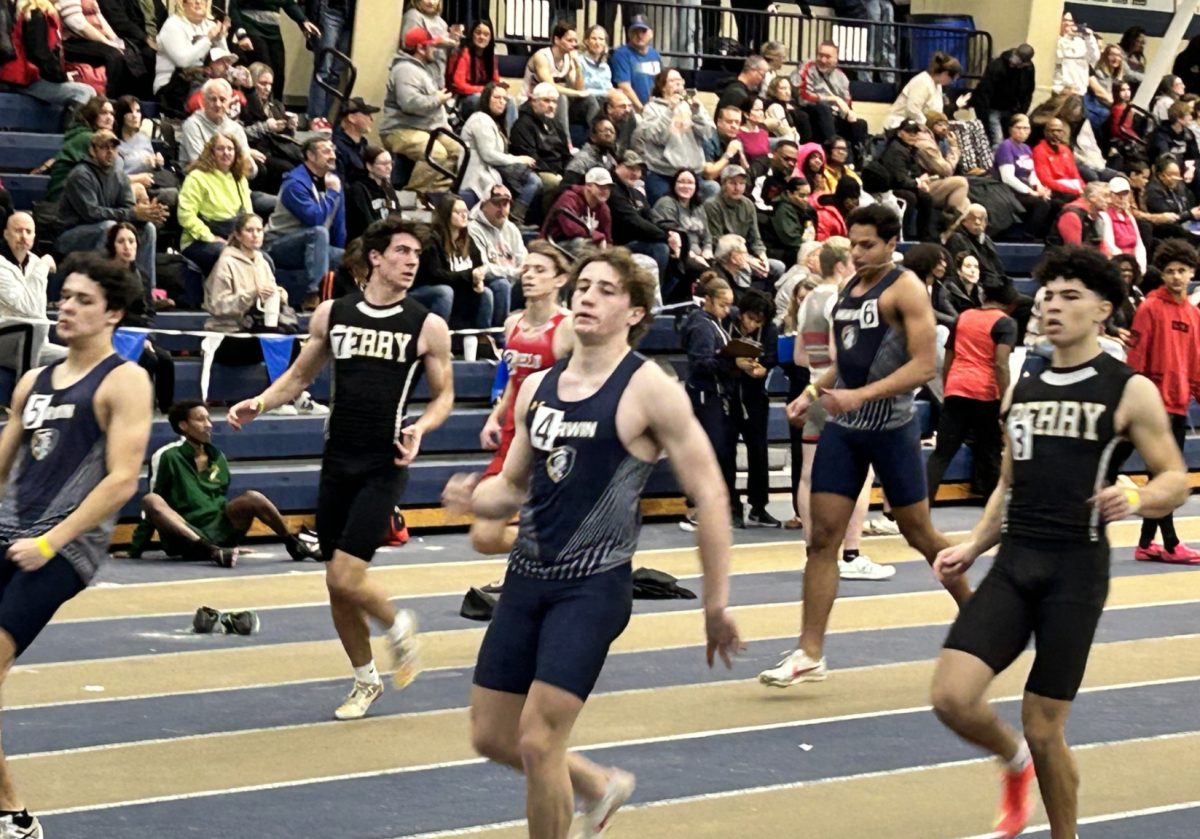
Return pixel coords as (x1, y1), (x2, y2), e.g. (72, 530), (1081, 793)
(389, 733), (1200, 839)
(29, 678), (1200, 814)
(955, 799), (1200, 838)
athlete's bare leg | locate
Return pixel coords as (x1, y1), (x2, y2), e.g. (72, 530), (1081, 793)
(930, 648), (1022, 760)
(325, 551), (398, 668)
(139, 493), (205, 547)
(798, 491), (856, 659)
(0, 633), (21, 811)
(224, 491), (292, 539)
(797, 444), (816, 535)
(890, 499), (972, 604)
(1023, 692), (1078, 839)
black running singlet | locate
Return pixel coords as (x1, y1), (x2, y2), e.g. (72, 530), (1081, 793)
(325, 291), (428, 469)
(509, 351), (655, 580)
(1003, 351), (1135, 544)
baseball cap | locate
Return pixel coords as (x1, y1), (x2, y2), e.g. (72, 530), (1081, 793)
(618, 150), (645, 168)
(341, 96), (381, 117)
(208, 46), (238, 64)
(404, 27), (438, 51)
(627, 14), (652, 32)
(585, 167), (614, 186)
(1108, 176), (1131, 193)
(720, 164), (748, 182)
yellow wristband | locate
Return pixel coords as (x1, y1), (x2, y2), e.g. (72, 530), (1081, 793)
(254, 396), (266, 414)
(34, 535), (55, 559)
(804, 383), (820, 400)
(1123, 487), (1141, 513)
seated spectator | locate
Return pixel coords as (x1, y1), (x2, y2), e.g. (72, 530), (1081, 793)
(57, 129), (165, 286)
(542, 168), (612, 254)
(446, 19), (506, 124)
(521, 20), (598, 138)
(1087, 43), (1128, 141)
(636, 67), (714, 205)
(810, 176), (858, 242)
(330, 95), (377, 185)
(345, 145), (400, 243)
(822, 136), (861, 193)
(737, 99), (773, 172)
(467, 183), (528, 301)
(127, 400), (320, 564)
(421, 194), (507, 332)
(1102, 176), (1147, 272)
(883, 50), (959, 131)
(716, 55), (768, 115)
(114, 95), (177, 204)
(702, 104), (749, 187)
(609, 14), (662, 115)
(1054, 181), (1111, 251)
(510, 82), (571, 196)
(203, 212), (287, 331)
(652, 168), (713, 287)
(154, 0), (230, 96)
(604, 88), (637, 155)
(796, 141), (830, 193)
(878, 120), (969, 242)
(762, 76), (811, 144)
(56, 0), (146, 96)
(608, 150), (677, 291)
(903, 242), (961, 327)
(993, 113), (1055, 238)
(1148, 101), (1200, 191)
(711, 233), (752, 290)
(0, 212), (64, 377)
(381, 27), (457, 195)
(703, 165), (783, 291)
(398, 0), (456, 93)
(563, 117), (619, 187)
(751, 142), (800, 218)
(792, 40), (868, 160)
(968, 43), (1036, 146)
(264, 137), (345, 306)
(45, 95), (113, 202)
(1142, 154), (1200, 236)
(954, 251), (982, 305)
(1033, 117), (1085, 199)
(0, 0), (96, 110)
(1110, 253), (1146, 336)
(177, 131), (254, 275)
(926, 113), (967, 176)
(181, 47), (246, 114)
(1120, 26), (1148, 81)
(944, 205), (1006, 289)
(579, 24), (612, 108)
(764, 176), (817, 258)
(105, 220), (174, 414)
(1151, 74), (1185, 123)
(459, 82), (541, 222)
(180, 78), (263, 182)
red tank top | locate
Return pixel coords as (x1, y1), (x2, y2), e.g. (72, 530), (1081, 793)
(502, 311), (567, 430)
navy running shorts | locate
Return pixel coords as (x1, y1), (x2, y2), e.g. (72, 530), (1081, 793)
(316, 460), (408, 562)
(473, 563), (633, 702)
(942, 538), (1110, 701)
(810, 418), (927, 508)
(0, 554), (86, 657)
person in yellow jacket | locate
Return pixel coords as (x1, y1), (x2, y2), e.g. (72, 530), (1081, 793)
(177, 131), (254, 275)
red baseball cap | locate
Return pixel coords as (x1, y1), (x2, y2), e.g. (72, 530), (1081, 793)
(404, 28), (438, 51)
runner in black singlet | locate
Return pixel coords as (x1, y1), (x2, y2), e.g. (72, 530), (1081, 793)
(229, 217), (454, 721)
(0, 254), (152, 839)
(930, 246), (1188, 839)
(443, 248), (742, 839)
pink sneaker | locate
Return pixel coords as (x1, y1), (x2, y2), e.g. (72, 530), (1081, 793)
(309, 117), (332, 131)
(1160, 543), (1200, 564)
(1134, 542), (1163, 562)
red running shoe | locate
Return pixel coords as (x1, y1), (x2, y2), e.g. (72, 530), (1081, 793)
(1134, 542), (1163, 562)
(994, 761), (1036, 838)
(1160, 542), (1200, 564)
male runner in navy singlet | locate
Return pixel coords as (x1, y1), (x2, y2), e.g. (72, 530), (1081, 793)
(0, 254), (152, 839)
(761, 204), (970, 688)
(443, 248), (743, 838)
(930, 246), (1187, 839)
(229, 217), (454, 721)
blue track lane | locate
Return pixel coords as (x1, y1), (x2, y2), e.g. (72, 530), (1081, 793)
(38, 680), (1200, 838)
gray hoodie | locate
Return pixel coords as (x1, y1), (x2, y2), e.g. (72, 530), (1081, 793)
(634, 97), (713, 175)
(381, 51), (449, 135)
(58, 158), (136, 229)
(467, 203), (528, 280)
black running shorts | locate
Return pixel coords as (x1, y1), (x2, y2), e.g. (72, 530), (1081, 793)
(316, 458), (408, 562)
(942, 538), (1110, 701)
(473, 563), (633, 702)
(0, 554), (86, 657)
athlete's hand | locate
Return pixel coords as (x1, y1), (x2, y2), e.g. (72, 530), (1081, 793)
(785, 392), (812, 426)
(8, 538), (53, 572)
(820, 387), (864, 417)
(442, 472), (481, 515)
(395, 425), (424, 466)
(933, 542), (976, 584)
(705, 607), (743, 668)
(1090, 485), (1138, 522)
(480, 414), (503, 449)
(227, 397), (263, 430)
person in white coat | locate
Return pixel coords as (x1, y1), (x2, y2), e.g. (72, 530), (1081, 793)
(458, 82), (541, 224)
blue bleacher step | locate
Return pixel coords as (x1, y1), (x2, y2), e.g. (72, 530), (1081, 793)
(5, 174), (50, 210)
(0, 92), (64, 132)
(0, 132), (63, 173)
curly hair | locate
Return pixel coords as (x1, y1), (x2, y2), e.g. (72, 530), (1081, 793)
(1033, 245), (1125, 307)
(189, 132), (252, 179)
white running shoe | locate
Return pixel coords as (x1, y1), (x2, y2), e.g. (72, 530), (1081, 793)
(839, 554), (897, 581)
(295, 390), (330, 415)
(578, 769), (636, 835)
(270, 401), (299, 416)
(863, 517), (900, 536)
(0, 811), (42, 839)
(334, 680), (384, 720)
(758, 649), (828, 687)
(388, 609), (421, 689)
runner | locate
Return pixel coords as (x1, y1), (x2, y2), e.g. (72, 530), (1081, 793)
(229, 216), (454, 721)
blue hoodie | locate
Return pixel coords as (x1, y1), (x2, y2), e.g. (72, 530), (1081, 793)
(266, 162), (346, 248)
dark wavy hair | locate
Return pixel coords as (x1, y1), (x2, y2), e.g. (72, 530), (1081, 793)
(1033, 245), (1126, 307)
(60, 252), (144, 313)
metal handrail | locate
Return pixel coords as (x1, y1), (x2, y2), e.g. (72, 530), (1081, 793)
(424, 126), (470, 193)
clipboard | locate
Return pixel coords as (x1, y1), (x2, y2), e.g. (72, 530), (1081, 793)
(720, 338), (763, 359)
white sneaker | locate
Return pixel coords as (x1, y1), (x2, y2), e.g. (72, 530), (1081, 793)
(863, 517), (900, 536)
(578, 769), (636, 835)
(0, 812), (42, 839)
(334, 680), (383, 720)
(388, 609), (421, 689)
(758, 649), (828, 688)
(294, 390), (330, 415)
(839, 554), (897, 581)
(270, 402), (299, 416)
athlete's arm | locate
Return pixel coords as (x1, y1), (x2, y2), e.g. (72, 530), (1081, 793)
(0, 369), (41, 485)
(228, 301), (334, 429)
(398, 314), (455, 466)
(1095, 375), (1188, 521)
(468, 370), (541, 520)
(635, 365), (743, 667)
(8, 365), (152, 571)
(481, 314), (524, 448)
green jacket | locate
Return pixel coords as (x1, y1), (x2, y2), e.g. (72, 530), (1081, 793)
(129, 440), (231, 556)
(46, 124), (94, 202)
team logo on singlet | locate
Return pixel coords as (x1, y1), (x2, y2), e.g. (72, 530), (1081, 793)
(546, 445), (576, 483)
(841, 324), (859, 350)
(30, 428), (58, 461)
